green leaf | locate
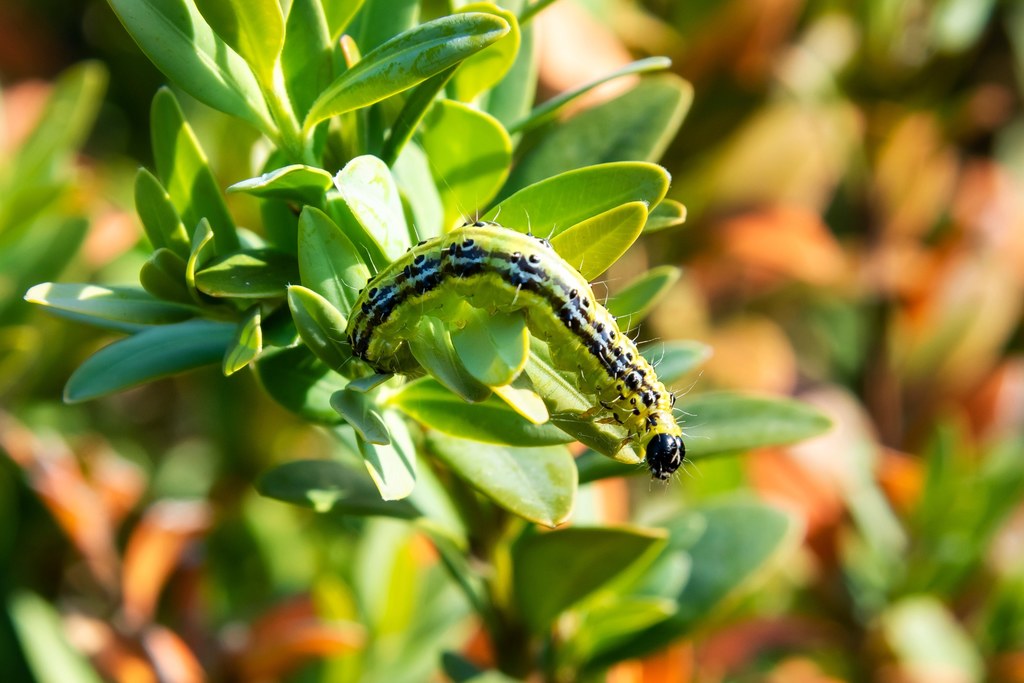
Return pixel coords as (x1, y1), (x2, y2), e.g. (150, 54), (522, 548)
(682, 392), (833, 458)
(64, 319), (235, 402)
(380, 66), (458, 167)
(449, 309), (528, 387)
(389, 377), (571, 446)
(352, 0), (418, 51)
(418, 99), (512, 228)
(228, 165), (334, 205)
(331, 388), (390, 445)
(408, 319), (492, 402)
(254, 345), (348, 423)
(589, 501), (796, 666)
(570, 596), (677, 664)
(8, 591), (105, 683)
(513, 527), (667, 633)
(428, 432), (576, 527)
(108, 1), (272, 131)
(881, 597), (984, 681)
(485, 17), (537, 130)
(280, 0), (333, 117)
(452, 4), (521, 102)
(258, 459), (419, 517)
(332, 155), (411, 263)
(25, 283), (196, 332)
(505, 75), (692, 194)
(185, 218), (216, 304)
(297, 206), (371, 316)
(304, 13), (510, 129)
(139, 248), (193, 304)
(194, 249), (299, 299)
(358, 411), (417, 501)
(348, 373), (393, 392)
(287, 285), (353, 371)
(221, 306), (260, 375)
(485, 162), (670, 238)
(134, 168), (191, 257)
(392, 142), (445, 240)
(639, 340), (712, 384)
(550, 202), (647, 280)
(194, 0), (284, 88)
(644, 199), (687, 233)
(507, 57), (672, 134)
(150, 89), (239, 253)
(606, 265), (681, 327)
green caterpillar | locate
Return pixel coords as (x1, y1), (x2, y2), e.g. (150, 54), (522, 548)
(347, 221), (684, 480)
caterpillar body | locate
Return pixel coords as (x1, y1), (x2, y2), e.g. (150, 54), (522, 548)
(347, 221), (685, 480)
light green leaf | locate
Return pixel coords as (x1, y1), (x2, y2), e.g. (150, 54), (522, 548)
(258, 459), (419, 517)
(325, 0), (367, 42)
(229, 165), (334, 205)
(194, 0), (284, 87)
(428, 432), (576, 527)
(513, 527), (667, 632)
(297, 206), (371, 316)
(550, 202), (647, 280)
(281, 0), (333, 117)
(25, 283), (196, 332)
(150, 89), (239, 253)
(450, 309), (528, 387)
(287, 285), (353, 371)
(880, 597), (984, 681)
(64, 319), (235, 402)
(452, 4), (521, 102)
(408, 319), (492, 402)
(304, 13), (510, 129)
(108, 1), (272, 131)
(419, 99), (512, 228)
(644, 199), (687, 233)
(606, 265), (681, 327)
(222, 305), (262, 375)
(393, 142), (445, 240)
(485, 162), (669, 238)
(380, 66), (457, 167)
(194, 249), (299, 299)
(332, 388), (391, 445)
(389, 377), (571, 446)
(358, 411), (417, 500)
(485, 16), (536, 130)
(333, 155), (410, 262)
(9, 591), (105, 683)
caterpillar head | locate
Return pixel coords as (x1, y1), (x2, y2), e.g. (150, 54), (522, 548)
(646, 433), (684, 481)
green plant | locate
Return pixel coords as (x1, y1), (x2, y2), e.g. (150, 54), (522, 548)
(23, 1), (832, 680)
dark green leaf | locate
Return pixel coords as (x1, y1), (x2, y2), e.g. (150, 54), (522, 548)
(357, 411), (417, 500)
(639, 340), (712, 384)
(64, 319), (235, 402)
(297, 206), (371, 316)
(228, 165), (334, 205)
(139, 248), (193, 304)
(258, 459), (419, 517)
(134, 168), (191, 257)
(331, 388), (390, 445)
(449, 309), (529, 387)
(254, 345), (347, 423)
(25, 283), (196, 332)
(194, 249), (300, 299)
(281, 0), (333, 117)
(287, 285), (353, 371)
(380, 66), (457, 166)
(606, 265), (681, 327)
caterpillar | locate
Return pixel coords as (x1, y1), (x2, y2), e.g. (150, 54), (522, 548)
(346, 221), (684, 480)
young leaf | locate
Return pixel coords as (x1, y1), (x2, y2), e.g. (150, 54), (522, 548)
(228, 165), (334, 205)
(428, 432), (576, 527)
(512, 527), (667, 633)
(194, 249), (300, 299)
(389, 377), (571, 447)
(134, 168), (191, 257)
(25, 283), (196, 332)
(606, 265), (681, 327)
(193, 0), (285, 89)
(452, 3), (521, 102)
(644, 199), (687, 233)
(418, 100), (512, 228)
(331, 389), (391, 445)
(550, 202), (647, 280)
(64, 320), (236, 402)
(107, 0), (273, 131)
(258, 459), (419, 517)
(333, 156), (411, 262)
(287, 285), (353, 371)
(485, 162), (670, 238)
(222, 306), (262, 375)
(297, 207), (372, 316)
(304, 13), (510, 129)
(151, 89), (240, 253)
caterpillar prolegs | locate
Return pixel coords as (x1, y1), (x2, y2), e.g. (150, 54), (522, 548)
(347, 221), (685, 480)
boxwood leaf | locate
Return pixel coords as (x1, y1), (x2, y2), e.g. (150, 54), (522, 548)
(639, 340), (712, 385)
(450, 309), (528, 387)
(513, 527), (667, 633)
(194, 249), (299, 299)
(134, 168), (190, 257)
(304, 13), (510, 129)
(254, 345), (347, 423)
(194, 0), (284, 88)
(428, 432), (576, 527)
(258, 459), (419, 517)
(380, 66), (457, 167)
(408, 319), (492, 403)
(105, 0), (274, 131)
(229, 165), (334, 205)
(550, 201), (647, 280)
(606, 265), (681, 328)
(331, 388), (391, 445)
(389, 377), (571, 446)
(419, 99), (512, 228)
(280, 0), (333, 118)
(452, 3), (520, 102)
(357, 411), (417, 501)
(222, 305), (262, 375)
(485, 162), (669, 238)
(140, 248), (193, 304)
(644, 198), (687, 233)
(287, 285), (353, 371)
(64, 319), (235, 402)
(333, 156), (410, 262)
(25, 283), (196, 332)
(297, 207), (371, 316)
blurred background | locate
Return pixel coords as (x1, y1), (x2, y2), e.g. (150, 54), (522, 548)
(2, 0), (1023, 681)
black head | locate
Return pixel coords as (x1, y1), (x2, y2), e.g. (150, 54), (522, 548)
(646, 434), (684, 481)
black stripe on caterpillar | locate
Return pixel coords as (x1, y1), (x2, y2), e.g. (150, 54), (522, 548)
(346, 221), (684, 480)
